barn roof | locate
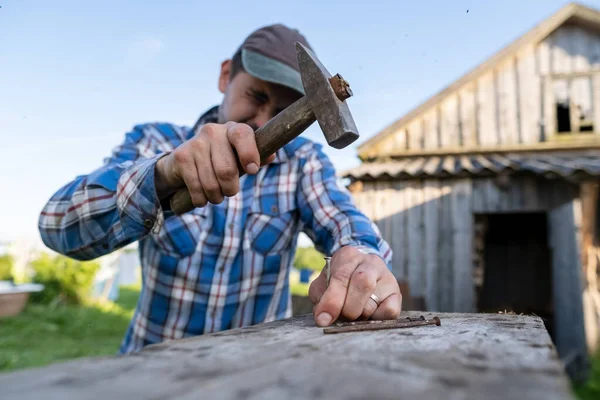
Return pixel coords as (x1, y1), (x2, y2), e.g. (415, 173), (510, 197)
(341, 150), (600, 181)
(356, 2), (600, 159)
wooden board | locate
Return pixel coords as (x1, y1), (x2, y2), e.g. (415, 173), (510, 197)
(0, 312), (575, 400)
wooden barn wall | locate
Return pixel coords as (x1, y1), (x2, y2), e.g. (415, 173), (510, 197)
(351, 176), (581, 313)
(367, 23), (600, 157)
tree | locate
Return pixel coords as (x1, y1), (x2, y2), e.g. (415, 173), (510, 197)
(293, 246), (326, 272)
(0, 254), (14, 281)
(29, 253), (100, 305)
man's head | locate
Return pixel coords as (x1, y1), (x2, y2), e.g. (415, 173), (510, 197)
(217, 24), (313, 130)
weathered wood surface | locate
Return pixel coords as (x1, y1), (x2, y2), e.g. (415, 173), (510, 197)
(0, 312), (575, 400)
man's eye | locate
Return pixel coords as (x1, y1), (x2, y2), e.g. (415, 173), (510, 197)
(248, 90), (268, 104)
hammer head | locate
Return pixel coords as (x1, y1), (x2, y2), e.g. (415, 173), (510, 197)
(295, 42), (359, 149)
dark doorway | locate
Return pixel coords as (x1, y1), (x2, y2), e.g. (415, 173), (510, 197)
(556, 101), (571, 133)
(476, 213), (554, 337)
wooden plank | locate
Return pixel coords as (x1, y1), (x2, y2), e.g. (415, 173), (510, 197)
(548, 193), (589, 382)
(0, 312), (576, 400)
(477, 72), (499, 146)
(523, 176), (542, 212)
(496, 60), (519, 146)
(572, 26), (592, 73)
(590, 31), (600, 70)
(391, 181), (408, 280)
(484, 179), (501, 212)
(537, 37), (551, 76)
(440, 95), (460, 148)
(471, 178), (486, 213)
(407, 181), (424, 299)
(438, 181), (454, 312)
(543, 75), (555, 140)
(423, 180), (440, 311)
(459, 84), (477, 147)
(517, 46), (541, 144)
(593, 72), (600, 134)
(407, 118), (423, 151)
(451, 179), (475, 312)
(551, 26), (573, 75)
(422, 107), (440, 150)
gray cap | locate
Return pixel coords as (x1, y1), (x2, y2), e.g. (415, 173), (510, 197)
(235, 24), (313, 95)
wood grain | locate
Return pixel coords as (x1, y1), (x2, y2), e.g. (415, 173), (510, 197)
(0, 312), (575, 400)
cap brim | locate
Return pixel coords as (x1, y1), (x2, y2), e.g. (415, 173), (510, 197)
(241, 48), (305, 95)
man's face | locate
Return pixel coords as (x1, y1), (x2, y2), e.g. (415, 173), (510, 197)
(216, 59), (303, 130)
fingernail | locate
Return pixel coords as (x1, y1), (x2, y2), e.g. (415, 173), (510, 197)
(316, 312), (332, 326)
(246, 163), (258, 174)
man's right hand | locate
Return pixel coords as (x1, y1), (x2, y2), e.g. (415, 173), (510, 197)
(155, 122), (275, 206)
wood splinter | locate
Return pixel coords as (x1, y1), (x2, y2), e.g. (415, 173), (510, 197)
(323, 315), (441, 334)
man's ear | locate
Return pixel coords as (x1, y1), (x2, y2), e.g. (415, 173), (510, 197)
(218, 59), (232, 94)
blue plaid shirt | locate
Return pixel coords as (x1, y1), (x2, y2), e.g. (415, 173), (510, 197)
(38, 106), (393, 354)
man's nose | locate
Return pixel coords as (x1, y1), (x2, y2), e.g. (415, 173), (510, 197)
(252, 107), (274, 129)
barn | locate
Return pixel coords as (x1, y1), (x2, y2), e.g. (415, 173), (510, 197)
(341, 2), (600, 381)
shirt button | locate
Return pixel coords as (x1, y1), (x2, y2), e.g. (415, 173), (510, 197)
(144, 218), (155, 228)
(219, 266), (225, 272)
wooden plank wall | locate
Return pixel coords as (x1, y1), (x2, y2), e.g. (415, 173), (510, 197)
(352, 176), (579, 313)
(366, 23), (600, 157)
(548, 185), (589, 381)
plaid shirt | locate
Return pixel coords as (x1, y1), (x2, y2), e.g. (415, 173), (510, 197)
(38, 106), (393, 354)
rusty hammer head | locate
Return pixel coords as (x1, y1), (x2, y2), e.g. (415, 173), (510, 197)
(295, 42), (359, 149)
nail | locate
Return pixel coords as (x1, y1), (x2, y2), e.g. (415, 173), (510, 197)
(246, 163), (258, 174)
(316, 312), (332, 326)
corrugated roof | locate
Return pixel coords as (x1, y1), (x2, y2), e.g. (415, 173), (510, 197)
(340, 151), (600, 180)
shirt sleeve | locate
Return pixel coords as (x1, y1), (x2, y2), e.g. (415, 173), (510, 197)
(38, 123), (172, 261)
(295, 143), (393, 270)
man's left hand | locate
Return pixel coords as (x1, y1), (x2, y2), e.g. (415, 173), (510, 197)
(308, 246), (402, 327)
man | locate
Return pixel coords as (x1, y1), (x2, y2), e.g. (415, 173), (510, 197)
(38, 24), (401, 354)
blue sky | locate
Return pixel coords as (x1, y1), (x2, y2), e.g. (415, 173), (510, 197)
(1, 0), (598, 244)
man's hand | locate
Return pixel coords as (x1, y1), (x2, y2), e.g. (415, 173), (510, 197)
(308, 246), (402, 326)
(155, 122), (275, 205)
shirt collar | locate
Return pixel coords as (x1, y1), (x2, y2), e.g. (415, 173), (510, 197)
(187, 106), (288, 164)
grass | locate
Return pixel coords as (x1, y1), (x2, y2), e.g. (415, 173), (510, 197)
(574, 350), (600, 400)
(0, 285), (140, 372)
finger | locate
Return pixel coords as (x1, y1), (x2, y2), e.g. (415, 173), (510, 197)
(210, 136), (240, 198)
(177, 143), (209, 207)
(361, 279), (400, 319)
(340, 262), (378, 321)
(370, 292), (403, 321)
(195, 144), (224, 204)
(308, 270), (327, 305)
(226, 123), (261, 174)
(313, 258), (358, 326)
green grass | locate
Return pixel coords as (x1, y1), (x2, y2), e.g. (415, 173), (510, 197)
(0, 285), (140, 372)
(574, 350), (600, 400)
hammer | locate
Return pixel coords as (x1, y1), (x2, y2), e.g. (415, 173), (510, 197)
(170, 42), (359, 215)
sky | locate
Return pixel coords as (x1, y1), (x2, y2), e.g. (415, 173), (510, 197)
(1, 0), (599, 247)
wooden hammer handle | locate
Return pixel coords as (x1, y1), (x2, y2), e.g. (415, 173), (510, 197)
(170, 96), (315, 215)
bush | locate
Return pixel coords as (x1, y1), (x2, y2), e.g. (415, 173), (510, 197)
(294, 246), (326, 272)
(29, 253), (100, 305)
(0, 255), (14, 281)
